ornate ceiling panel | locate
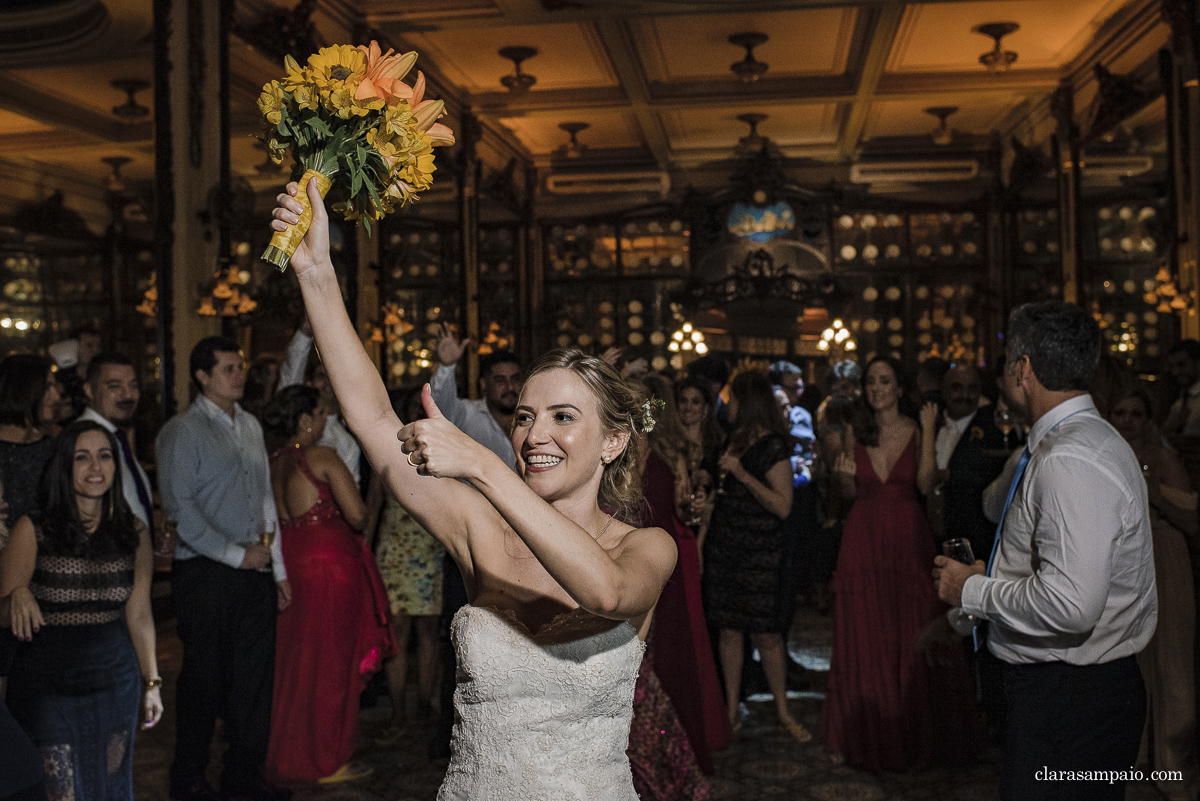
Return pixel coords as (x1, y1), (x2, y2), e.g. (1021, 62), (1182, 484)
(632, 7), (857, 81)
(500, 110), (643, 154)
(863, 92), (1023, 139)
(0, 109), (54, 136)
(663, 103), (840, 151)
(404, 23), (618, 94)
(888, 0), (1129, 73)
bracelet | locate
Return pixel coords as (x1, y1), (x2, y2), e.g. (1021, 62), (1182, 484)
(143, 676), (163, 691)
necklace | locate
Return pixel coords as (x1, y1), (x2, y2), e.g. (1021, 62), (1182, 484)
(593, 513), (614, 541)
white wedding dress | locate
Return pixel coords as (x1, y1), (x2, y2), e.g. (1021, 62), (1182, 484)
(437, 604), (645, 800)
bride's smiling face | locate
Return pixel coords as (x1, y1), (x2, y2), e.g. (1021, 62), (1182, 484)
(511, 368), (624, 502)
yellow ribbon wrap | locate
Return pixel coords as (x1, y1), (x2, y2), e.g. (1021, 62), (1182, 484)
(261, 169), (333, 271)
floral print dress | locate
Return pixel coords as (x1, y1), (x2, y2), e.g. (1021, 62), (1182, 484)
(375, 492), (446, 616)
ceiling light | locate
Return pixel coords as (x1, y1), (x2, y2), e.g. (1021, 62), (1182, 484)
(111, 78), (150, 121)
(729, 32), (769, 83)
(974, 22), (1019, 73)
(925, 106), (958, 146)
(557, 122), (589, 159)
(100, 156), (131, 192)
(499, 46), (538, 93)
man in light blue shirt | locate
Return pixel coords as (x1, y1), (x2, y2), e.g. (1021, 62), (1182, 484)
(157, 336), (286, 801)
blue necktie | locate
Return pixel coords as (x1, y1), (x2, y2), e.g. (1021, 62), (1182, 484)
(113, 427), (154, 535)
(974, 446), (1031, 651)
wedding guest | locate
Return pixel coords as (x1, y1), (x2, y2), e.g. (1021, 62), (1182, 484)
(157, 337), (286, 801)
(57, 326), (101, 420)
(280, 320), (362, 486)
(243, 357), (282, 422)
(936, 301), (1157, 801)
(1110, 387), (1199, 801)
(1163, 339), (1200, 438)
(0, 355), (61, 533)
(639, 373), (730, 774)
(676, 376), (722, 482)
(368, 388), (446, 741)
(79, 353), (154, 535)
(701, 371), (808, 741)
(823, 357), (979, 770)
(1, 420), (162, 801)
(264, 386), (396, 784)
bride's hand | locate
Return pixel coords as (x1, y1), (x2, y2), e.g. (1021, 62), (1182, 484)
(398, 385), (487, 480)
(269, 178), (332, 280)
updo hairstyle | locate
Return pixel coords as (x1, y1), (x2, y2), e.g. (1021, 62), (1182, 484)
(262, 385), (321, 440)
(523, 348), (647, 524)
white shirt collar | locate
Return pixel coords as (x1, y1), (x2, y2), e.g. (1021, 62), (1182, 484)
(78, 406), (117, 433)
(194, 393), (244, 427)
(1027, 394), (1096, 453)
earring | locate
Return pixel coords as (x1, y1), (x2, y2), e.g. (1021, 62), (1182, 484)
(603, 456), (611, 464)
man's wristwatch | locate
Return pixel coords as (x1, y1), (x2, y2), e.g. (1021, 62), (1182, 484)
(143, 676), (163, 691)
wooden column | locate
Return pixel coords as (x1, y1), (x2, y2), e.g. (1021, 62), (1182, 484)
(1164, 0), (1200, 337)
(458, 112), (482, 398)
(1052, 85), (1083, 305)
(154, 0), (229, 415)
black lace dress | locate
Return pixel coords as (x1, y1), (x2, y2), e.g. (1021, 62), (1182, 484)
(0, 435), (56, 529)
(6, 521), (140, 801)
(701, 434), (792, 633)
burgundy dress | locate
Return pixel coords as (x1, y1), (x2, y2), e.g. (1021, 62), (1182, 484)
(820, 434), (980, 771)
(642, 452), (732, 775)
(265, 448), (398, 782)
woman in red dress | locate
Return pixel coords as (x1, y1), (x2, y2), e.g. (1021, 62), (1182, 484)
(263, 386), (397, 784)
(638, 373), (731, 775)
(821, 357), (979, 771)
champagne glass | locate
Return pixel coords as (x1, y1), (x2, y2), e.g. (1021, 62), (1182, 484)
(686, 472), (713, 527)
(156, 519), (178, 558)
(257, 522), (277, 573)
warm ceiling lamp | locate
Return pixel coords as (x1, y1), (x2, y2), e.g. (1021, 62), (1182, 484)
(111, 78), (150, 121)
(557, 122), (589, 158)
(925, 106), (958, 146)
(974, 22), (1019, 73)
(100, 156), (131, 192)
(499, 46), (538, 93)
(729, 32), (769, 83)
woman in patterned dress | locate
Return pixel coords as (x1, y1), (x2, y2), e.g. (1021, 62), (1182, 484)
(0, 420), (162, 800)
(369, 388), (446, 738)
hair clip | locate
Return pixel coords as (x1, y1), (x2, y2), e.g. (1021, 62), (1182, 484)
(641, 397), (665, 433)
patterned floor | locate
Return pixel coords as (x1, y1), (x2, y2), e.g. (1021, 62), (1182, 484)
(131, 606), (1166, 800)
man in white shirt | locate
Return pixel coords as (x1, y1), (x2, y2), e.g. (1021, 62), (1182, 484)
(429, 323), (521, 471)
(280, 320), (362, 486)
(77, 353), (155, 534)
(934, 301), (1156, 801)
(157, 337), (286, 801)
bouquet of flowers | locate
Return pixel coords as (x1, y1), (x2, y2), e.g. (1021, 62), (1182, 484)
(258, 41), (455, 271)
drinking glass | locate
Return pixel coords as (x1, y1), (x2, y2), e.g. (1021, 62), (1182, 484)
(942, 537), (976, 566)
(156, 519), (178, 558)
(686, 472), (713, 527)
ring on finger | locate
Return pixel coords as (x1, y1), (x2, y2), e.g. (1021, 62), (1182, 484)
(407, 450), (420, 468)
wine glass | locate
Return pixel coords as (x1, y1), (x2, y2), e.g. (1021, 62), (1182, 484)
(156, 519), (178, 558)
(686, 472), (713, 527)
(994, 402), (1015, 450)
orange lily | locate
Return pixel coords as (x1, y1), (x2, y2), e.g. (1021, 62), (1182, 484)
(410, 71), (455, 146)
(355, 41), (417, 104)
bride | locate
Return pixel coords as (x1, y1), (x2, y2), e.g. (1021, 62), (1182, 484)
(270, 179), (677, 799)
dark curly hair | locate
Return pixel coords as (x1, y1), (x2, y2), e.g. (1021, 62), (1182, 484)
(37, 420), (139, 557)
(262, 385), (321, 440)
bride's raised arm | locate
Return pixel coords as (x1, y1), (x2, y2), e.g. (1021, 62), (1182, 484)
(270, 179), (493, 563)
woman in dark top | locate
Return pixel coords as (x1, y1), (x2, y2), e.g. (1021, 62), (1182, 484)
(0, 355), (60, 533)
(0, 420), (161, 801)
(700, 371), (808, 742)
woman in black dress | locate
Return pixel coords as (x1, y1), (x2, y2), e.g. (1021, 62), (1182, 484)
(0, 420), (162, 801)
(0, 355), (61, 534)
(701, 370), (808, 741)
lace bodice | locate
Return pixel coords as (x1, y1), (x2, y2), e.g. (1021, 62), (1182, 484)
(438, 605), (645, 801)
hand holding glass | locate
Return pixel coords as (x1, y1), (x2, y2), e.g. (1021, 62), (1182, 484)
(942, 537), (975, 566)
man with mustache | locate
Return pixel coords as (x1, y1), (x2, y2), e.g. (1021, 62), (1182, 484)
(78, 352), (154, 534)
(431, 323), (522, 471)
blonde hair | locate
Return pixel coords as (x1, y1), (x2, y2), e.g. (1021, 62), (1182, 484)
(638, 373), (689, 480)
(524, 349), (646, 524)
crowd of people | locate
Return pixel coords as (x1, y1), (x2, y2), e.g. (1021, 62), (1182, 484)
(0, 179), (1187, 801)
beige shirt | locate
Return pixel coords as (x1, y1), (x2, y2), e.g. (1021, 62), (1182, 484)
(960, 394), (1157, 665)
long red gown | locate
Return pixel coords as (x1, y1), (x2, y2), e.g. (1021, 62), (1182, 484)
(820, 433), (980, 771)
(643, 452), (732, 775)
(265, 448), (398, 782)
